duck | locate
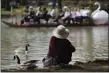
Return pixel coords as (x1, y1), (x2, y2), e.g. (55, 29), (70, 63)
(13, 55), (39, 69)
(15, 44), (30, 55)
(91, 2), (109, 25)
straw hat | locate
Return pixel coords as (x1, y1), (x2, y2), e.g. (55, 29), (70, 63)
(29, 6), (34, 11)
(53, 25), (70, 39)
(29, 6), (33, 9)
(63, 6), (68, 9)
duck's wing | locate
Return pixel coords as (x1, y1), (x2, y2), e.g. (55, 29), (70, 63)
(15, 48), (25, 52)
(23, 60), (39, 65)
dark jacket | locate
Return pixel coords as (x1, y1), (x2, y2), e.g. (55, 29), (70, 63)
(42, 8), (48, 17)
(29, 11), (35, 17)
(47, 36), (76, 64)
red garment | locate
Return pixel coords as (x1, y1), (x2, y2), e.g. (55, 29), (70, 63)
(47, 36), (76, 64)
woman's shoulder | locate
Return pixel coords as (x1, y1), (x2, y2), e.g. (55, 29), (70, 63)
(51, 36), (56, 39)
(50, 36), (57, 41)
(65, 39), (70, 42)
(51, 36), (71, 42)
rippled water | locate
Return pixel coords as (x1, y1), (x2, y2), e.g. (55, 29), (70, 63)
(1, 17), (108, 68)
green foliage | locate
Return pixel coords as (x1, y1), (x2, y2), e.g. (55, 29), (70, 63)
(1, 0), (12, 10)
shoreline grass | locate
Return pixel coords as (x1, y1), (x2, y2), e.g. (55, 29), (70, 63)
(1, 59), (109, 72)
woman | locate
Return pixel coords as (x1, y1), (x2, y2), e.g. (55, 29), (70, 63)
(43, 25), (76, 67)
(54, 9), (65, 23)
(74, 8), (82, 24)
(61, 6), (71, 24)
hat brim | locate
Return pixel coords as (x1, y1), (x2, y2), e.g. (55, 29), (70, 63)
(53, 28), (69, 39)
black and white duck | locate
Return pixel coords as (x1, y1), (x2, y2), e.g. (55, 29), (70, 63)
(15, 44), (30, 55)
(13, 55), (39, 69)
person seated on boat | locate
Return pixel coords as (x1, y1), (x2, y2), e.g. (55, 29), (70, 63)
(27, 15), (40, 25)
(35, 7), (43, 24)
(48, 7), (56, 19)
(22, 16), (30, 25)
(41, 7), (48, 18)
(61, 6), (71, 24)
(29, 11), (35, 17)
(21, 15), (30, 25)
(70, 8), (76, 24)
(34, 15), (40, 24)
(47, 7), (56, 23)
(28, 6), (36, 18)
(80, 7), (91, 24)
(54, 9), (65, 23)
(42, 25), (76, 67)
(25, 6), (36, 24)
(41, 7), (50, 23)
(29, 15), (35, 24)
(74, 8), (82, 24)
(21, 15), (34, 25)
(36, 7), (43, 18)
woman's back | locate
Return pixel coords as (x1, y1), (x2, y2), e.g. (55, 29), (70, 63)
(48, 36), (75, 64)
(43, 25), (76, 67)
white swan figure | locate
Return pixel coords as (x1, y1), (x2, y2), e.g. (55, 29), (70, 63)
(13, 55), (39, 69)
(15, 44), (30, 55)
(91, 2), (109, 25)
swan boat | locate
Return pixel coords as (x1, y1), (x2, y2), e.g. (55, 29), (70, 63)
(91, 2), (109, 25)
(2, 20), (96, 27)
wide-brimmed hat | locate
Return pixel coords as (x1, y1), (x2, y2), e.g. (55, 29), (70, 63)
(53, 25), (70, 39)
(63, 6), (68, 9)
(29, 6), (34, 11)
(29, 6), (33, 9)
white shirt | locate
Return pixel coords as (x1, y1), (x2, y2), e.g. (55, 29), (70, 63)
(75, 11), (82, 17)
(49, 9), (55, 16)
(80, 9), (91, 17)
(36, 10), (42, 16)
(71, 11), (76, 18)
(62, 11), (70, 19)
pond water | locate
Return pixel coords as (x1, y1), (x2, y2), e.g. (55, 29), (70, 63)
(1, 17), (108, 68)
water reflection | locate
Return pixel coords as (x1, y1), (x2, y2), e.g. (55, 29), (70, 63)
(83, 27), (94, 61)
(1, 18), (108, 68)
